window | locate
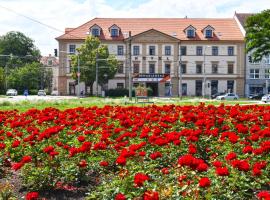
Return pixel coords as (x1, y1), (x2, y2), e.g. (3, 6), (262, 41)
(265, 69), (270, 78)
(196, 64), (202, 74)
(212, 46), (218, 56)
(212, 63), (218, 74)
(117, 83), (124, 89)
(69, 44), (76, 54)
(48, 60), (53, 66)
(228, 46), (234, 56)
(92, 28), (100, 36)
(133, 63), (139, 73)
(133, 46), (140, 56)
(196, 46), (203, 56)
(205, 29), (212, 38)
(181, 64), (186, 74)
(117, 62), (124, 73)
(111, 29), (118, 37)
(117, 45), (124, 55)
(228, 63), (234, 74)
(180, 46), (187, 55)
(165, 46), (171, 56)
(227, 80), (234, 93)
(187, 29), (195, 38)
(250, 69), (259, 79)
(165, 64), (170, 74)
(149, 63), (155, 73)
(67, 60), (71, 73)
(149, 46), (155, 55)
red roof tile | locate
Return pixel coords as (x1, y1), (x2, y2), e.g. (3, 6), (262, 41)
(56, 18), (244, 41)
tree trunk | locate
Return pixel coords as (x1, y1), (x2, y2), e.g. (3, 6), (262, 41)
(89, 83), (94, 96)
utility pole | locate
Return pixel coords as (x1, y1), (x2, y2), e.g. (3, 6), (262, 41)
(77, 55), (80, 97)
(179, 43), (182, 100)
(96, 52), (99, 96)
(128, 31), (132, 100)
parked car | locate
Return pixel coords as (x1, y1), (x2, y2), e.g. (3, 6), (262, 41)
(216, 93), (239, 100)
(261, 94), (270, 103)
(248, 93), (265, 100)
(37, 90), (46, 96)
(211, 92), (225, 99)
(51, 90), (59, 96)
(6, 89), (18, 96)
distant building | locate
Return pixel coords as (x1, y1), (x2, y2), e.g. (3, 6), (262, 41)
(234, 12), (270, 96)
(56, 17), (245, 97)
(40, 54), (59, 91)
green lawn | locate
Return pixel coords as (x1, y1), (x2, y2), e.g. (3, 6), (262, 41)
(0, 97), (261, 112)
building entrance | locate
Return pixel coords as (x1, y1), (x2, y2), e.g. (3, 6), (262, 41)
(146, 83), (158, 96)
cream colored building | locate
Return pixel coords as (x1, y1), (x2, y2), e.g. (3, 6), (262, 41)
(56, 18), (245, 97)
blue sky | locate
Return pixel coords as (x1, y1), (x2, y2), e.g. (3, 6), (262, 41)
(0, 0), (269, 55)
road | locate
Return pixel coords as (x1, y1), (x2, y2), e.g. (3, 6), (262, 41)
(0, 95), (78, 102)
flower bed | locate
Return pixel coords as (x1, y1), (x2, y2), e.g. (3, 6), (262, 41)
(0, 104), (269, 199)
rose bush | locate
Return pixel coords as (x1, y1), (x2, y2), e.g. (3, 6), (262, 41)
(0, 104), (269, 199)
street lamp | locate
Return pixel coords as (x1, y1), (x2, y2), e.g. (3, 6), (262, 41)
(203, 45), (211, 99)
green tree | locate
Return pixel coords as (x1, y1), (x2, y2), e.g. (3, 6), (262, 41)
(0, 68), (5, 94)
(245, 9), (270, 62)
(7, 62), (52, 94)
(71, 36), (118, 95)
(0, 31), (41, 67)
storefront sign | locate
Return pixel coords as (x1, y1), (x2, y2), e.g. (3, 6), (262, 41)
(133, 74), (170, 82)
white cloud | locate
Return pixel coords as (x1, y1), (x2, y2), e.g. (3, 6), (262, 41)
(0, 0), (269, 55)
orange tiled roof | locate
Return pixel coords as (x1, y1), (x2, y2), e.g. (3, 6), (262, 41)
(56, 18), (244, 41)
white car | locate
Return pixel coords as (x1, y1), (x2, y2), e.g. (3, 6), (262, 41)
(51, 90), (59, 96)
(261, 94), (270, 103)
(6, 89), (18, 96)
(216, 93), (239, 100)
(37, 90), (46, 96)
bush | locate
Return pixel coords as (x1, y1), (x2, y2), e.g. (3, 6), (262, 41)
(106, 88), (129, 97)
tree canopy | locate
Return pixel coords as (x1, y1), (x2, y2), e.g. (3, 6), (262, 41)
(245, 9), (270, 62)
(71, 36), (118, 95)
(0, 31), (41, 67)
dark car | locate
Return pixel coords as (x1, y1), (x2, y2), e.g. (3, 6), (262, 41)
(248, 94), (264, 100)
(211, 92), (225, 99)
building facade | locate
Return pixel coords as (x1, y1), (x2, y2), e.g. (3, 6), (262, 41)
(234, 13), (270, 96)
(56, 18), (245, 97)
(40, 54), (59, 92)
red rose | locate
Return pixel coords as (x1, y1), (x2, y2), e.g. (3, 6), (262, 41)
(196, 163), (208, 172)
(134, 173), (149, 187)
(115, 193), (126, 200)
(199, 177), (211, 188)
(21, 156), (32, 163)
(100, 161), (109, 167)
(225, 152), (237, 161)
(161, 168), (169, 174)
(77, 135), (85, 142)
(257, 191), (270, 200)
(150, 152), (162, 160)
(116, 156), (126, 166)
(43, 146), (54, 154)
(12, 140), (20, 148)
(12, 162), (23, 171)
(216, 167), (230, 176)
(25, 192), (39, 200)
(78, 160), (87, 168)
(143, 190), (159, 200)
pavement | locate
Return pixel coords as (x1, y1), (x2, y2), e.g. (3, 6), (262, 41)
(0, 95), (78, 102)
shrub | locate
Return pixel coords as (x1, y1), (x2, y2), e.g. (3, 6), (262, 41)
(106, 88), (129, 97)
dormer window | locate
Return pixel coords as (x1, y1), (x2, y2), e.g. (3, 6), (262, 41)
(90, 24), (101, 37)
(184, 25), (196, 38)
(203, 25), (215, 38)
(205, 29), (212, 38)
(111, 29), (118, 37)
(92, 28), (100, 36)
(109, 24), (120, 37)
(187, 29), (195, 38)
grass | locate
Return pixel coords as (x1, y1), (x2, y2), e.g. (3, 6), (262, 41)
(0, 96), (264, 112)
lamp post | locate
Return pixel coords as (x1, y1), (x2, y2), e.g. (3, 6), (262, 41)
(203, 45), (211, 99)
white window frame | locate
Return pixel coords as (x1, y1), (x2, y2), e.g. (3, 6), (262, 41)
(250, 69), (260, 79)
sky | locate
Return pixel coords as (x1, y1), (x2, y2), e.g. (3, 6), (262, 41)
(0, 0), (269, 56)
